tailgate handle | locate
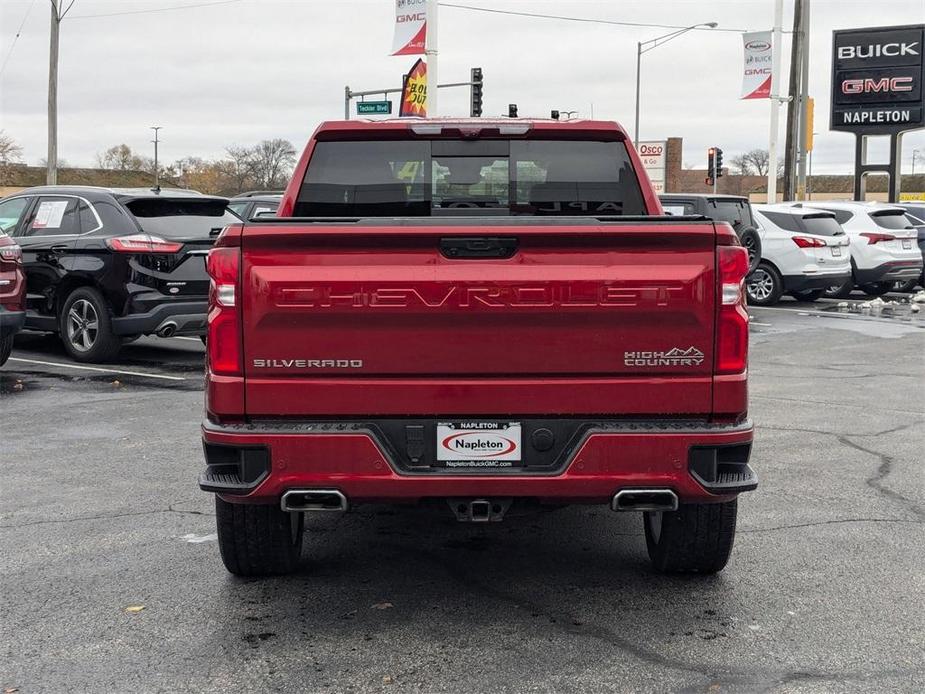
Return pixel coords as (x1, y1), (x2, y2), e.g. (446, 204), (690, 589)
(440, 237), (517, 259)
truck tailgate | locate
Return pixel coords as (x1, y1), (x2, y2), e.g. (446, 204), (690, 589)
(240, 222), (717, 416)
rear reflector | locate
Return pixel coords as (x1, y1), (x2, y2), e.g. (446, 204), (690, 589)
(206, 247), (242, 376)
(859, 232), (896, 245)
(107, 234), (183, 254)
(716, 245), (749, 375)
(792, 236), (825, 248)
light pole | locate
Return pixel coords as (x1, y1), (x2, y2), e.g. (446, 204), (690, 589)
(150, 126), (162, 192)
(808, 132), (818, 199)
(634, 22), (717, 146)
(913, 149), (922, 175)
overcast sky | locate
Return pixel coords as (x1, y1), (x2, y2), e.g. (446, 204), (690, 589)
(1, 0), (923, 174)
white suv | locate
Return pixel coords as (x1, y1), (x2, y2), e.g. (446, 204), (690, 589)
(792, 201), (922, 298)
(747, 205), (852, 305)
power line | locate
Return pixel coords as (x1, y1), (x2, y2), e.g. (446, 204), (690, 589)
(0, 0), (38, 79)
(69, 0), (244, 20)
(439, 3), (750, 33)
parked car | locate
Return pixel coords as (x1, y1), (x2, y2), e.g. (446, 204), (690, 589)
(789, 201), (922, 298)
(0, 232), (25, 366)
(895, 203), (925, 291)
(659, 193), (762, 273)
(0, 186), (235, 362)
(201, 118), (756, 577)
(227, 191), (281, 220)
(745, 205), (852, 305)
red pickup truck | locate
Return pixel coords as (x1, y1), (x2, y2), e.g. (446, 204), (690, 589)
(200, 118), (756, 576)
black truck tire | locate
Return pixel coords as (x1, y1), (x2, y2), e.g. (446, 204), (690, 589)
(739, 227), (762, 275)
(0, 335), (12, 366)
(59, 287), (122, 363)
(215, 496), (304, 576)
(643, 499), (738, 574)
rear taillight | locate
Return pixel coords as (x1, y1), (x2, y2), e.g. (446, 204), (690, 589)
(792, 236), (825, 248)
(0, 239), (22, 263)
(859, 232), (895, 245)
(716, 244), (749, 375)
(106, 234), (184, 254)
(206, 246), (241, 376)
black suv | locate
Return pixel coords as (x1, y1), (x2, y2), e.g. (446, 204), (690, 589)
(659, 194), (762, 273)
(0, 186), (236, 362)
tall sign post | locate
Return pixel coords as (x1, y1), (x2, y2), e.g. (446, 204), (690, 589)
(831, 24), (925, 202)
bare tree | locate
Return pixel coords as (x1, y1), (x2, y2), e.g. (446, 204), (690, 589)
(247, 139), (296, 189)
(731, 149), (783, 177)
(0, 131), (25, 186)
(97, 144), (145, 171)
(224, 145), (256, 193)
(0, 131), (23, 165)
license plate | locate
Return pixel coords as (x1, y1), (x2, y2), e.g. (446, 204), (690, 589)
(903, 239), (913, 249)
(831, 246), (841, 257)
(436, 422), (522, 468)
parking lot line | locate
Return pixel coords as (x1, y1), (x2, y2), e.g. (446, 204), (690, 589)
(172, 336), (202, 342)
(8, 357), (186, 382)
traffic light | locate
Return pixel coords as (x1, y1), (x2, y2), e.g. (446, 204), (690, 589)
(551, 109), (560, 120)
(715, 147), (724, 177)
(708, 148), (716, 178)
(508, 103), (518, 118)
(470, 67), (483, 118)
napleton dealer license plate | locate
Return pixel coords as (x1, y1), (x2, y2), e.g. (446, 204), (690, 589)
(436, 422), (523, 468)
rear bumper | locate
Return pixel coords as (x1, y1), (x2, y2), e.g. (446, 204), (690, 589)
(111, 300), (207, 336)
(782, 271), (851, 292)
(854, 260), (923, 285)
(0, 307), (26, 336)
(200, 418), (756, 505)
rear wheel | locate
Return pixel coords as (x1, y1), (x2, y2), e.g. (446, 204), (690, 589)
(215, 496), (304, 576)
(745, 263), (783, 306)
(790, 288), (825, 302)
(738, 227), (762, 275)
(59, 287), (122, 363)
(860, 282), (892, 297)
(644, 499), (738, 574)
(0, 335), (12, 366)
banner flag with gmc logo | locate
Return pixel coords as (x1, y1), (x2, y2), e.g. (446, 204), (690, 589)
(741, 31), (774, 100)
(391, 0), (427, 56)
(831, 24), (925, 134)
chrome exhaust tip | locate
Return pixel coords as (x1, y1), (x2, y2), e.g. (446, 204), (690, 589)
(611, 489), (679, 513)
(156, 321), (178, 338)
(280, 489), (348, 512)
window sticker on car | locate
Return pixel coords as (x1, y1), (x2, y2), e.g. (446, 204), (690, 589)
(32, 201), (68, 229)
(662, 205), (686, 216)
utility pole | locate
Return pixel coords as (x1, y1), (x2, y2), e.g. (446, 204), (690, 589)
(425, 0), (438, 117)
(795, 0), (811, 199)
(783, 0), (804, 201)
(47, 0), (61, 185)
(150, 126), (162, 191)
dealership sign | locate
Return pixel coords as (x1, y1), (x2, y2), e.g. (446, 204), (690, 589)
(831, 24), (925, 133)
(638, 141), (667, 194)
(741, 31), (774, 99)
(391, 0), (427, 56)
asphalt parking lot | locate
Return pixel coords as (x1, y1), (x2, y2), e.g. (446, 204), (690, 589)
(1, 297), (923, 693)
